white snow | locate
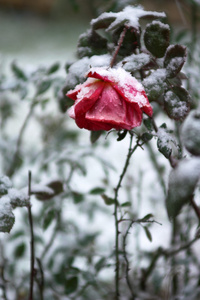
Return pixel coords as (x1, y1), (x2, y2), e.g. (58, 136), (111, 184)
(91, 5), (166, 31)
(118, 53), (151, 72)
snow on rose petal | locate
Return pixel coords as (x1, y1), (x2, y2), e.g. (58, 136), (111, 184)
(66, 67), (153, 131)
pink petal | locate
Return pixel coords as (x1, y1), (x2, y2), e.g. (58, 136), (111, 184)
(85, 84), (142, 130)
(87, 67), (153, 117)
(74, 80), (105, 116)
(66, 78), (100, 100)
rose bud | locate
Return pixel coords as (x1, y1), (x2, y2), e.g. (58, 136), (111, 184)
(66, 67), (153, 131)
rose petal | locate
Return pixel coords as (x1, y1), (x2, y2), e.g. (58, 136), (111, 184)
(85, 84), (142, 130)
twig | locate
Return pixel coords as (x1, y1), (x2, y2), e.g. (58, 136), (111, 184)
(36, 258), (44, 300)
(6, 100), (37, 177)
(110, 27), (128, 68)
(140, 235), (200, 290)
(27, 171), (35, 300)
(122, 222), (136, 299)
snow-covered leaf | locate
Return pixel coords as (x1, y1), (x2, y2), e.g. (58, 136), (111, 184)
(0, 196), (15, 233)
(120, 53), (151, 72)
(143, 69), (166, 102)
(91, 6), (165, 32)
(164, 87), (190, 120)
(166, 158), (200, 218)
(164, 45), (187, 78)
(181, 110), (200, 156)
(0, 175), (12, 196)
(144, 21), (170, 58)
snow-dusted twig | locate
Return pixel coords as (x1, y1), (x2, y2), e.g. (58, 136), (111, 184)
(140, 234), (200, 290)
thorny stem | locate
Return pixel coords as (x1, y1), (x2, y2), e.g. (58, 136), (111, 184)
(113, 133), (140, 299)
(122, 222), (136, 299)
(27, 171), (35, 300)
(6, 100), (37, 178)
(110, 27), (128, 68)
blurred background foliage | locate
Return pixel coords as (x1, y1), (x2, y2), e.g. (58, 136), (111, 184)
(0, 0), (200, 300)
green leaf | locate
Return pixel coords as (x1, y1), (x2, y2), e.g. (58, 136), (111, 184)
(122, 53), (151, 73)
(90, 130), (103, 144)
(141, 213), (154, 221)
(36, 79), (51, 95)
(144, 21), (170, 58)
(164, 45), (187, 78)
(101, 194), (115, 206)
(121, 202), (131, 207)
(89, 187), (105, 195)
(46, 62), (60, 74)
(113, 26), (139, 56)
(117, 130), (127, 141)
(95, 257), (106, 272)
(143, 226), (152, 242)
(11, 61), (27, 81)
(157, 136), (172, 159)
(77, 30), (107, 58)
(65, 276), (78, 294)
(164, 87), (190, 120)
(143, 118), (154, 131)
(0, 209), (15, 233)
(143, 69), (166, 102)
(182, 110), (200, 156)
(72, 192), (84, 204)
(43, 209), (56, 230)
(141, 132), (153, 142)
(14, 242), (26, 258)
(0, 176), (12, 196)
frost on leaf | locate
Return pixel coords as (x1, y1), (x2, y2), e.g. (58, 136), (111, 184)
(0, 196), (15, 233)
(119, 53), (151, 72)
(62, 54), (111, 93)
(164, 45), (187, 78)
(166, 158), (200, 219)
(9, 188), (29, 208)
(164, 87), (190, 120)
(143, 69), (166, 102)
(182, 110), (200, 156)
(0, 175), (12, 196)
(91, 6), (165, 32)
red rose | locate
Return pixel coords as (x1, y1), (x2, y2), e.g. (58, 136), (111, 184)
(67, 67), (153, 131)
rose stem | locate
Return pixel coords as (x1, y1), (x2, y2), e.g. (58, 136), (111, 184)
(110, 26), (128, 68)
(27, 171), (35, 300)
(114, 133), (135, 299)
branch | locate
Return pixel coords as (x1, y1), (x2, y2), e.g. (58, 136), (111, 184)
(140, 235), (200, 290)
(122, 222), (136, 299)
(113, 133), (135, 300)
(27, 171), (35, 300)
(110, 26), (128, 68)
